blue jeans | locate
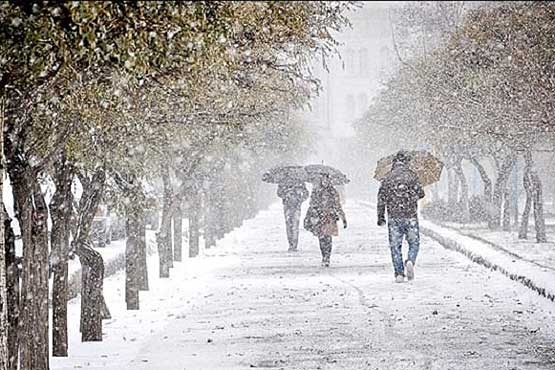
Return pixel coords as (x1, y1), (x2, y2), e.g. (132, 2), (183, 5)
(388, 218), (420, 276)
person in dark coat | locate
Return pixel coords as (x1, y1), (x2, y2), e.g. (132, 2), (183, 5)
(304, 174), (347, 267)
(277, 182), (309, 251)
(377, 150), (425, 283)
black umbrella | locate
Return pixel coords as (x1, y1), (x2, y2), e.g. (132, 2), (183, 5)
(304, 164), (349, 185)
(262, 165), (308, 184)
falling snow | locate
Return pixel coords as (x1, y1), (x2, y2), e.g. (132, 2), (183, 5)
(1, 2), (554, 370)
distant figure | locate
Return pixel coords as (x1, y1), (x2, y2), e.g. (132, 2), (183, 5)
(304, 174), (347, 267)
(277, 183), (309, 251)
(377, 150), (425, 283)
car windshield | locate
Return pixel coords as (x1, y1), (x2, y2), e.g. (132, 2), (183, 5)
(93, 219), (106, 228)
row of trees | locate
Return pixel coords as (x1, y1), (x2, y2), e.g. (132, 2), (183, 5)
(356, 2), (555, 241)
(0, 2), (354, 369)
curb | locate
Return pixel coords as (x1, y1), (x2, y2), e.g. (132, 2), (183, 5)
(419, 225), (555, 302)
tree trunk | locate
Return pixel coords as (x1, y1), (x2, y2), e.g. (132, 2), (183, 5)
(431, 183), (440, 202)
(74, 168), (107, 342)
(3, 210), (18, 370)
(502, 188), (511, 231)
(168, 218), (174, 269)
(531, 171), (547, 243)
(511, 161), (520, 227)
(515, 150), (547, 243)
(453, 161), (469, 222)
(205, 194), (216, 249)
(469, 158), (492, 201)
(17, 178), (49, 370)
(204, 180), (225, 248)
(518, 169), (532, 239)
(512, 188), (519, 228)
(0, 100), (8, 370)
(115, 174), (149, 292)
(101, 295), (111, 319)
(137, 215), (149, 291)
(125, 209), (140, 310)
(519, 150), (547, 242)
(217, 199), (227, 240)
(7, 152), (50, 370)
(76, 243), (104, 341)
(447, 168), (459, 207)
(50, 155), (73, 357)
(173, 208), (183, 262)
(490, 155), (515, 230)
(157, 163), (173, 278)
(189, 192), (200, 258)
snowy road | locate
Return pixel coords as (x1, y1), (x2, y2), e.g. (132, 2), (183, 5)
(53, 201), (555, 370)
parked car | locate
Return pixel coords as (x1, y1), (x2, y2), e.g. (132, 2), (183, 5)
(91, 216), (111, 248)
(110, 217), (126, 241)
(145, 210), (160, 230)
(91, 205), (126, 247)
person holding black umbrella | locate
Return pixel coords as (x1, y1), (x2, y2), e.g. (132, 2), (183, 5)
(262, 165), (310, 251)
(377, 150), (425, 283)
(277, 182), (309, 252)
(304, 173), (347, 267)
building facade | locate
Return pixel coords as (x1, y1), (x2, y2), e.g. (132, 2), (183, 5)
(301, 3), (399, 194)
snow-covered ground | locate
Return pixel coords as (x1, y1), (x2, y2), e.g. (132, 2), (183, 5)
(51, 201), (555, 370)
(68, 239), (127, 277)
(419, 221), (555, 302)
(438, 221), (555, 273)
(64, 231), (157, 301)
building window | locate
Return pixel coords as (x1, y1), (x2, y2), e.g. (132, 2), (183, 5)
(380, 45), (391, 70)
(312, 99), (319, 120)
(346, 94), (355, 121)
(345, 48), (355, 76)
(358, 93), (368, 116)
(359, 48), (369, 77)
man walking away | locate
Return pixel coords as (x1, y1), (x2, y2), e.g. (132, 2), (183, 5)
(277, 182), (309, 251)
(377, 150), (425, 282)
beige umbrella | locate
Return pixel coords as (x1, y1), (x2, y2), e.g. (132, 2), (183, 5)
(373, 150), (444, 186)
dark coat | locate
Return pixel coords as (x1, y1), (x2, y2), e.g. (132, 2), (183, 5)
(304, 185), (346, 237)
(377, 162), (425, 222)
(277, 183), (309, 208)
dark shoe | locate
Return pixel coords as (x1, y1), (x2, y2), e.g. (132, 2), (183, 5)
(288, 247), (298, 252)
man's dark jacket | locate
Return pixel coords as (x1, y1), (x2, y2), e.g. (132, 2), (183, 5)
(377, 162), (425, 222)
(277, 183), (309, 208)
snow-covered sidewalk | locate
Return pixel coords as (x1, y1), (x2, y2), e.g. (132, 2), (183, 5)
(419, 221), (555, 303)
(434, 220), (555, 272)
(360, 201), (555, 303)
(52, 201), (555, 370)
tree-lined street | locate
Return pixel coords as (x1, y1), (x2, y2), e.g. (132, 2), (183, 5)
(53, 202), (555, 370)
(2, 2), (555, 369)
